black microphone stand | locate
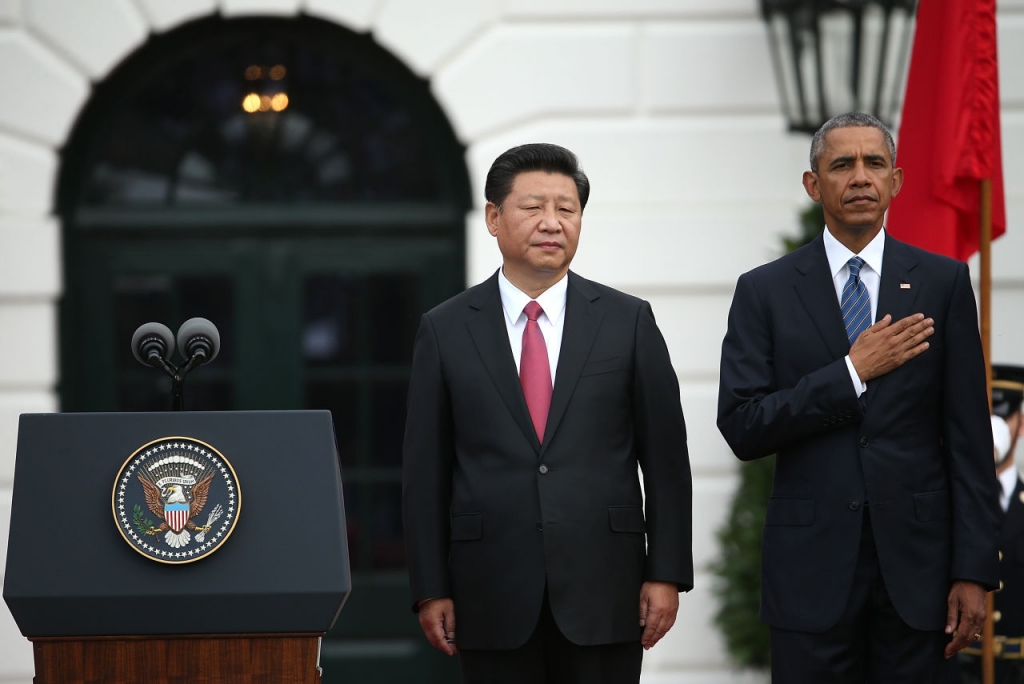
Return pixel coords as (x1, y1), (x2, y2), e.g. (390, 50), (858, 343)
(139, 344), (205, 411)
(134, 321), (217, 412)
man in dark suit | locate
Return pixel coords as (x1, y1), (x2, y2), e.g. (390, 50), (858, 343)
(401, 143), (693, 683)
(717, 112), (1000, 681)
(957, 364), (1024, 684)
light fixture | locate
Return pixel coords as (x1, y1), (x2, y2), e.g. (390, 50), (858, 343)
(760, 0), (918, 133)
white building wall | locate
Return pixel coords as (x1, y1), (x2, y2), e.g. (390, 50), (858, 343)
(1, 0), (1022, 682)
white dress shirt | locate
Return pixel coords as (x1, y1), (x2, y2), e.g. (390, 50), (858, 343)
(998, 464), (1018, 513)
(497, 268), (567, 386)
(822, 226), (886, 397)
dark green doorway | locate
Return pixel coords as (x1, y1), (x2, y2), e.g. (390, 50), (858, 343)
(57, 15), (468, 683)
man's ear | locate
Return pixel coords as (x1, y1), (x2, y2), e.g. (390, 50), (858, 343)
(802, 171), (821, 202)
(485, 202), (500, 237)
(891, 166), (904, 196)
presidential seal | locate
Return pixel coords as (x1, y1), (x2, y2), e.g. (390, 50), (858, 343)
(113, 437), (241, 564)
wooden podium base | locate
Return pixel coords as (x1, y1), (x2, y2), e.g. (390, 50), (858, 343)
(29, 633), (323, 684)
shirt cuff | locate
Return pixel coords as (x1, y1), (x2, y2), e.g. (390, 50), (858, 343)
(417, 597), (444, 608)
(845, 355), (867, 397)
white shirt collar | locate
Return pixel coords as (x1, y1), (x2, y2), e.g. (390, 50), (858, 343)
(497, 268), (568, 325)
(998, 464), (1019, 512)
(823, 226), (886, 280)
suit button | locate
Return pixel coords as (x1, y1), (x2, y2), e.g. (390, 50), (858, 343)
(993, 610), (1002, 623)
(536, 522), (544, 531)
(860, 437), (869, 447)
(538, 464), (549, 474)
(849, 501), (860, 511)
(999, 550), (1003, 561)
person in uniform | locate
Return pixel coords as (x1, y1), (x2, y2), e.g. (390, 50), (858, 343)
(958, 363), (1024, 684)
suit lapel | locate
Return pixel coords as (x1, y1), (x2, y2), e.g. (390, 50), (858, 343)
(541, 273), (603, 454)
(875, 234), (921, 327)
(465, 273), (541, 451)
(866, 235), (921, 400)
(793, 236), (850, 361)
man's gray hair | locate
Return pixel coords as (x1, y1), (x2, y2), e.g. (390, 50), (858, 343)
(809, 112), (896, 172)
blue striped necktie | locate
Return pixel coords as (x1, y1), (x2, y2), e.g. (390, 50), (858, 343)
(842, 257), (871, 346)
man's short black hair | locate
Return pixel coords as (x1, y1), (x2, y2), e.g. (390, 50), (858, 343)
(810, 112), (897, 173)
(484, 143), (590, 211)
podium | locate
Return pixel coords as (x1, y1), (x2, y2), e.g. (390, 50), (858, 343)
(3, 410), (351, 684)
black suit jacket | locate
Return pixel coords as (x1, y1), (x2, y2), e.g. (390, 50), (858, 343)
(717, 233), (999, 633)
(402, 270), (693, 650)
(953, 475), (1024, 683)
(995, 475), (1024, 637)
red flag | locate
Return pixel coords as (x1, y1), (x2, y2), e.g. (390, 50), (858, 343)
(886, 0), (1006, 260)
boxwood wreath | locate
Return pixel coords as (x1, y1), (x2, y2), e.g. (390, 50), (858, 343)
(709, 203), (824, 668)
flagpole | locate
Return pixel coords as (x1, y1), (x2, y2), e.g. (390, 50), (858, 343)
(979, 176), (994, 684)
(981, 178), (992, 389)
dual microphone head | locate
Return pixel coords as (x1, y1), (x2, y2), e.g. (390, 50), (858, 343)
(130, 318), (221, 411)
(131, 317), (221, 369)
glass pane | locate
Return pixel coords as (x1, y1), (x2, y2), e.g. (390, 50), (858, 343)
(116, 376), (173, 412)
(303, 275), (359, 366)
(306, 380), (360, 468)
(178, 379), (233, 411)
(177, 276), (235, 367)
(80, 20), (445, 207)
(116, 378), (232, 412)
(370, 380), (408, 467)
(343, 481), (365, 572)
(371, 483), (405, 570)
(114, 273), (234, 370)
(113, 273), (174, 370)
(367, 274), (418, 365)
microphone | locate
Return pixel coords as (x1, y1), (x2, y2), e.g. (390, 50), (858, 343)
(130, 318), (221, 411)
(176, 317), (221, 366)
(131, 322), (175, 367)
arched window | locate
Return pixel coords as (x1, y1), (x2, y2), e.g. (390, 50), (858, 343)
(58, 15), (467, 682)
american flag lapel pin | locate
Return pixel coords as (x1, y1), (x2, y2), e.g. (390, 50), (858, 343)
(900, 282), (911, 289)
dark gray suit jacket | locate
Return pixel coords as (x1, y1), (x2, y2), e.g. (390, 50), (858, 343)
(994, 475), (1024, 636)
(402, 270), (693, 650)
(717, 233), (1000, 632)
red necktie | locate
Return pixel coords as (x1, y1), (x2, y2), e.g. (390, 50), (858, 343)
(520, 301), (552, 442)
